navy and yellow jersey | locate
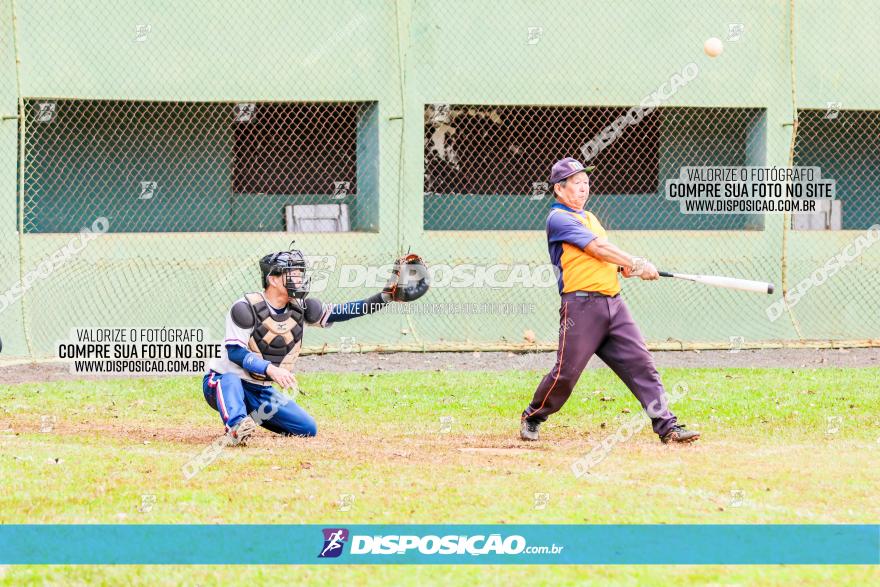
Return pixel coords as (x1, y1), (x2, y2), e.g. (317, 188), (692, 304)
(546, 202), (621, 296)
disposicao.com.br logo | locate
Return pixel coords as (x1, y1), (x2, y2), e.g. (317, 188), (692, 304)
(318, 528), (349, 558)
(318, 528), (564, 558)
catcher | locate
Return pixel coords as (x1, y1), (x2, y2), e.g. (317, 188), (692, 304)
(202, 244), (429, 444)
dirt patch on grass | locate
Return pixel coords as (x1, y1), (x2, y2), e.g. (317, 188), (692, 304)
(9, 420), (218, 445)
(4, 414), (605, 471)
(458, 447), (536, 456)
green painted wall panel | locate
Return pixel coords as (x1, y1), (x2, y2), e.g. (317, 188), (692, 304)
(3, 0), (879, 358)
(0, 0), (26, 355)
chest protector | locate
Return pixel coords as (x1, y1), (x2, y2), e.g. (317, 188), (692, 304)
(243, 293), (305, 381)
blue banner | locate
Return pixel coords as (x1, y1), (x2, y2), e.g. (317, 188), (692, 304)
(1, 525), (877, 565)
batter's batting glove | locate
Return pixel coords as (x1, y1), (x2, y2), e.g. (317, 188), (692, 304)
(382, 253), (430, 302)
(621, 256), (648, 278)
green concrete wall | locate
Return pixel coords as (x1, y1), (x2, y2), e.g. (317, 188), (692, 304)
(2, 0), (879, 358)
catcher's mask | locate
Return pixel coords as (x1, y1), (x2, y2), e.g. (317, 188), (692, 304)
(260, 244), (310, 300)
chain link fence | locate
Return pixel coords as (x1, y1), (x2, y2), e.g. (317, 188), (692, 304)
(2, 0), (879, 359)
(22, 99), (376, 233)
(424, 105), (765, 231)
(792, 109), (880, 231)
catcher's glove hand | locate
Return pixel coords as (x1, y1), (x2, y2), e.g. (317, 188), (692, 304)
(382, 253), (430, 302)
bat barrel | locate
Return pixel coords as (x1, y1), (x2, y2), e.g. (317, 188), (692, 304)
(659, 270), (774, 294)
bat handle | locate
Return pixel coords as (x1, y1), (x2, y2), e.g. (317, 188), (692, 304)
(619, 266), (675, 278)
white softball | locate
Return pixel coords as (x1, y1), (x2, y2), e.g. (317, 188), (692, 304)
(704, 37), (724, 58)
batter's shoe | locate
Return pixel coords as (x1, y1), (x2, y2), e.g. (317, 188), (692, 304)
(227, 416), (257, 446)
(661, 425), (700, 444)
(520, 419), (541, 441)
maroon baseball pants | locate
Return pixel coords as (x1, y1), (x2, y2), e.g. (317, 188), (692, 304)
(522, 291), (678, 436)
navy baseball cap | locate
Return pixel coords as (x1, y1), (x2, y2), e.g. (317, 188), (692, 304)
(549, 157), (596, 184)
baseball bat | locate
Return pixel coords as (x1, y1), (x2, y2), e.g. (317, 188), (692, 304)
(657, 271), (774, 295)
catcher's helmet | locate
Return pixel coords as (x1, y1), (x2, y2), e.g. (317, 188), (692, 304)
(260, 243), (310, 300)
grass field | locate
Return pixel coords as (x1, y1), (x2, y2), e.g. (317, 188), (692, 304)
(1, 366), (879, 585)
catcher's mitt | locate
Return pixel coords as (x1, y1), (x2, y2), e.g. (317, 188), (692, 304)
(383, 253), (430, 302)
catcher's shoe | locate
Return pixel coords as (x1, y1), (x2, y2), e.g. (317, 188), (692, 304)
(227, 416), (257, 446)
(661, 424), (700, 444)
(520, 419), (541, 441)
